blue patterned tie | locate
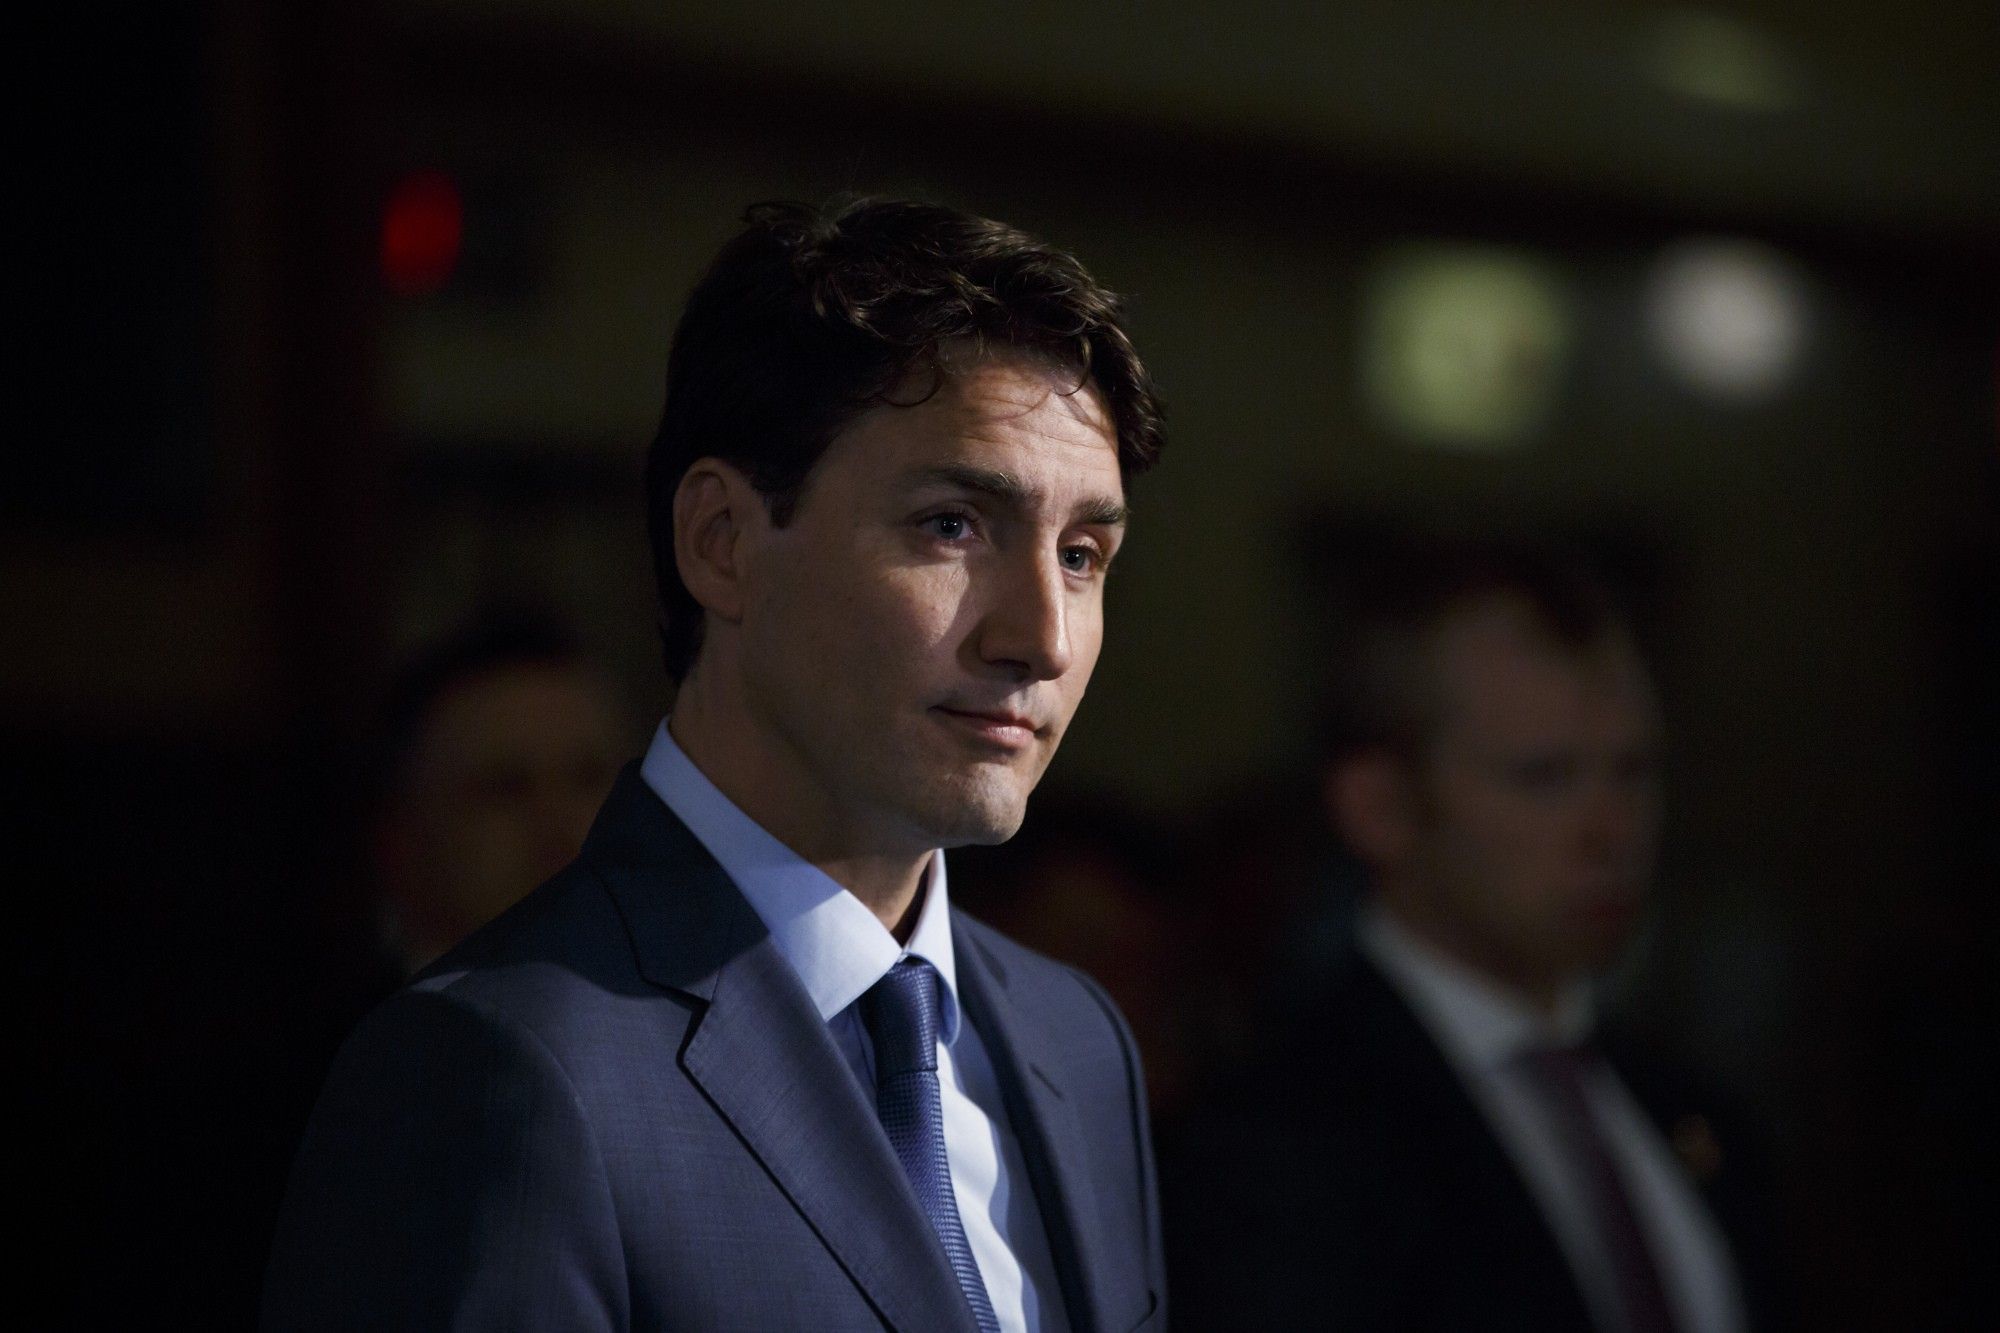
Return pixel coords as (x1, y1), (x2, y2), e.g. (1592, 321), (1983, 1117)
(862, 959), (1002, 1333)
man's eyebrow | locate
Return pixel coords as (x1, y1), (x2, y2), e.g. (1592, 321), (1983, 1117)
(912, 464), (1129, 526)
(1074, 496), (1130, 528)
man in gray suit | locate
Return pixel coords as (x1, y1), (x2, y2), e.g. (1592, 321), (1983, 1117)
(265, 198), (1167, 1331)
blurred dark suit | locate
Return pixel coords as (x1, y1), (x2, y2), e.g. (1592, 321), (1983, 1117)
(1165, 936), (1781, 1331)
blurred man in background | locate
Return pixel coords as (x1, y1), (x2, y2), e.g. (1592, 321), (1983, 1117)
(1169, 540), (1776, 1331)
(369, 608), (627, 971)
(248, 608), (629, 1303)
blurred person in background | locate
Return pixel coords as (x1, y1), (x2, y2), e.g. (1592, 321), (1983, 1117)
(266, 197), (1168, 1331)
(1168, 539), (1779, 1331)
(243, 607), (629, 1306)
(369, 607), (628, 972)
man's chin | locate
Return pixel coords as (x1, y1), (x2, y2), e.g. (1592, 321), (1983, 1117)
(905, 770), (1031, 849)
(926, 803), (1028, 849)
(943, 818), (1026, 849)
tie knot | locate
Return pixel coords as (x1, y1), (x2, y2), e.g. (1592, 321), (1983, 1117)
(863, 959), (942, 1080)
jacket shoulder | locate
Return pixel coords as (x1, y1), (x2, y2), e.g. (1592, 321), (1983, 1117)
(422, 859), (622, 971)
(384, 860), (675, 1074)
(953, 910), (1136, 1047)
(266, 965), (630, 1330)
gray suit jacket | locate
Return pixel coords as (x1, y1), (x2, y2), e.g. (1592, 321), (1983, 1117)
(264, 767), (1164, 1331)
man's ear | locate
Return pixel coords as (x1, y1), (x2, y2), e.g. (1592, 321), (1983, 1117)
(672, 459), (763, 627)
(1324, 749), (1419, 868)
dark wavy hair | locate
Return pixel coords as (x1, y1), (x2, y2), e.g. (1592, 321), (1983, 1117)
(644, 197), (1166, 683)
(1322, 537), (1635, 763)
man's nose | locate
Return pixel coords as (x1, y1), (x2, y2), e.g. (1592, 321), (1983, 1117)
(976, 550), (1074, 681)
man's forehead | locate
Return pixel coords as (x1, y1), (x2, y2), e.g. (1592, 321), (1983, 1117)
(1428, 601), (1657, 736)
(855, 358), (1125, 504)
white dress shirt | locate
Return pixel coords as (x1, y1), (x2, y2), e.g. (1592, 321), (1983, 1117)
(641, 721), (1068, 1333)
(1359, 905), (1747, 1333)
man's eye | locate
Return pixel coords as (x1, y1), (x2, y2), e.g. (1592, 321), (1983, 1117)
(921, 513), (973, 541)
(1059, 545), (1103, 574)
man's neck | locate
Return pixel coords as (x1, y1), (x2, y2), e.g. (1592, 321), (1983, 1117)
(1374, 893), (1572, 1021)
(667, 682), (930, 938)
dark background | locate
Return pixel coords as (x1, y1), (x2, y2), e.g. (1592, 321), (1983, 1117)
(21, 1), (1995, 1325)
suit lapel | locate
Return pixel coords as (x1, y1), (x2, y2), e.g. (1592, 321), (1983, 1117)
(954, 920), (1115, 1333)
(583, 769), (976, 1333)
(680, 944), (978, 1333)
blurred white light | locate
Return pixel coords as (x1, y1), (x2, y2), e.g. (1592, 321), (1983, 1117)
(1646, 10), (1805, 114)
(1646, 238), (1808, 402)
(1360, 245), (1572, 453)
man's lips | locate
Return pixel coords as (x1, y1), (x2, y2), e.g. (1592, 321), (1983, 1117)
(932, 706), (1042, 750)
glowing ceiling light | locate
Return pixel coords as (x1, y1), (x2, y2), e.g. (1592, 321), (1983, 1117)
(1360, 245), (1572, 453)
(1646, 238), (1809, 402)
(1646, 9), (1805, 114)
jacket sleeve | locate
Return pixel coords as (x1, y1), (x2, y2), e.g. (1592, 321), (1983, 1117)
(261, 987), (627, 1332)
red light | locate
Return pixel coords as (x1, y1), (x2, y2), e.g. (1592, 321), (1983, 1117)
(380, 170), (463, 297)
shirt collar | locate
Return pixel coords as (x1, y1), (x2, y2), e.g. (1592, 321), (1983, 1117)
(638, 720), (961, 1042)
(1358, 900), (1591, 1071)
